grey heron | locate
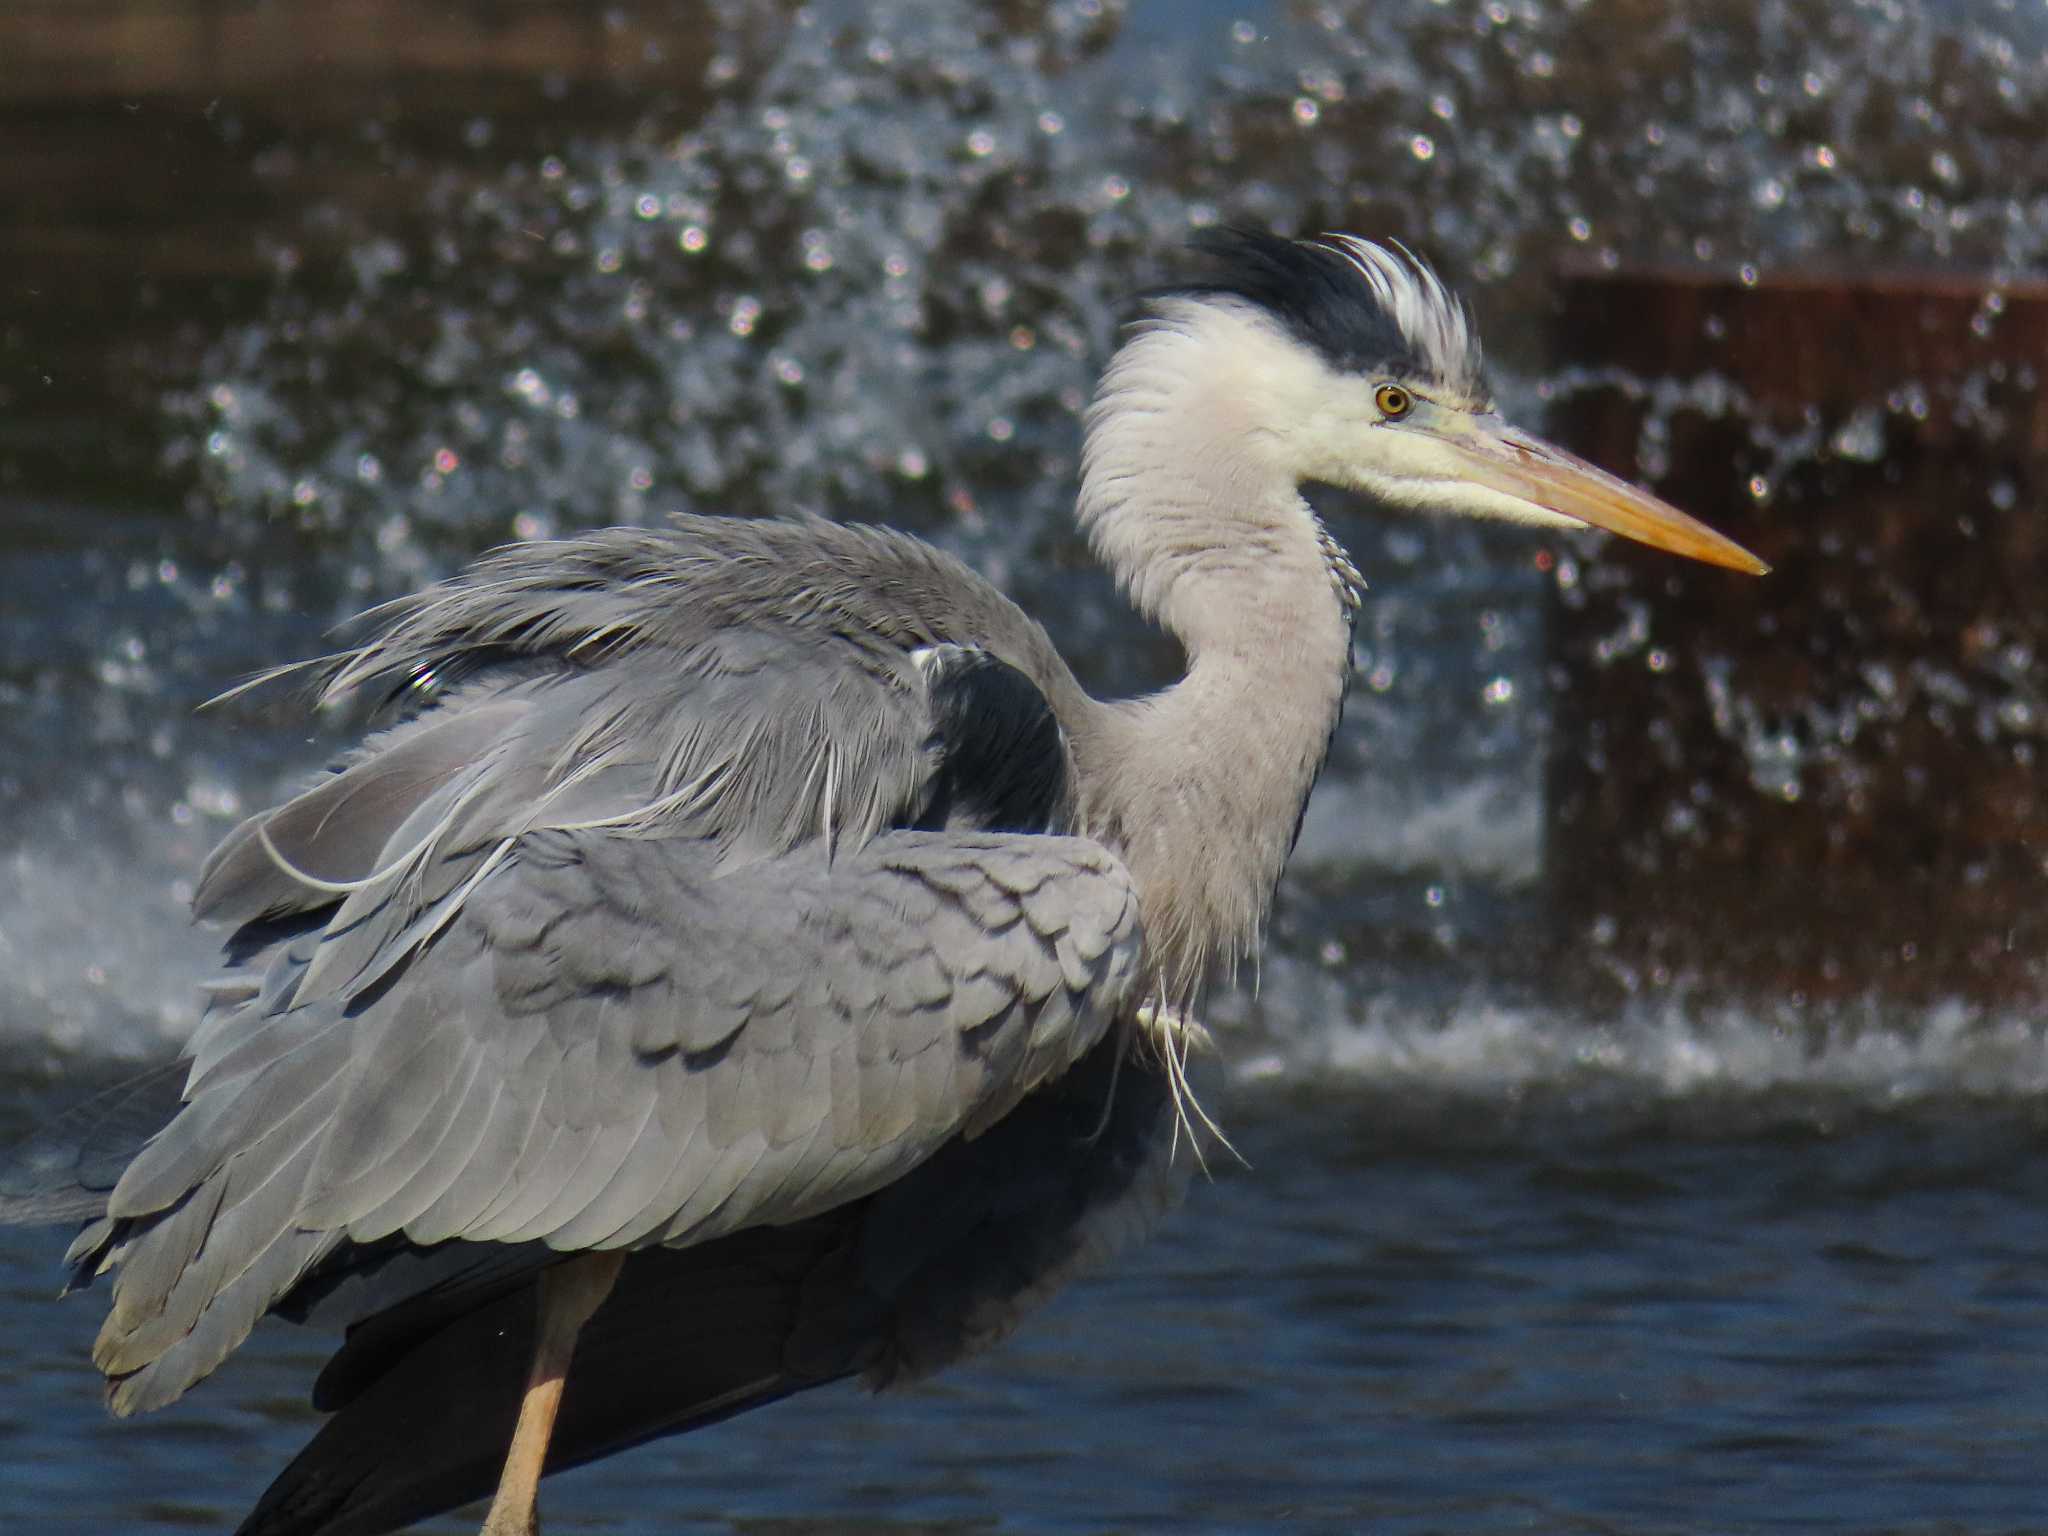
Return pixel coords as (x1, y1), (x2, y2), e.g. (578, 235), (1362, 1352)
(0, 229), (1764, 1536)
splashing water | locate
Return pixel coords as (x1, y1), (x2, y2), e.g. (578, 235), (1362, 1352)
(5, 0), (2046, 1103)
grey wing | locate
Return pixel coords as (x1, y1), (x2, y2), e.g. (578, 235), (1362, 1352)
(190, 635), (936, 1013)
(90, 829), (1139, 1413)
(61, 520), (1133, 1415)
(188, 528), (1075, 1011)
(230, 1021), (1188, 1536)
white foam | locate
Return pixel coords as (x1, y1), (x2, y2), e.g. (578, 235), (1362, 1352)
(0, 832), (216, 1061)
(1232, 986), (2048, 1108)
(1292, 773), (1540, 886)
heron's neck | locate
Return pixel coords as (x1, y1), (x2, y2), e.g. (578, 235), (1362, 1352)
(1074, 328), (1360, 1001)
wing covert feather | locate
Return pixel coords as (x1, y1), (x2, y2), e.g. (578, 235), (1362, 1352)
(65, 519), (1125, 1415)
(87, 826), (1141, 1412)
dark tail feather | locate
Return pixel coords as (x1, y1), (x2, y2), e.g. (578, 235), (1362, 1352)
(0, 1061), (187, 1226)
(235, 1221), (877, 1536)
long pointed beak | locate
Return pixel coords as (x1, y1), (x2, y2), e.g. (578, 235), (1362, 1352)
(1434, 419), (1769, 575)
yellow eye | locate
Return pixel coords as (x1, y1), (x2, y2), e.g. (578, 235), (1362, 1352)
(1375, 384), (1413, 419)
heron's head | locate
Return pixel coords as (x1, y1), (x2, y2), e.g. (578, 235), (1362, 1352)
(1089, 228), (1765, 577)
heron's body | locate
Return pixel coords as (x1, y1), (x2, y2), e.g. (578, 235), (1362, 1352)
(0, 230), (1762, 1536)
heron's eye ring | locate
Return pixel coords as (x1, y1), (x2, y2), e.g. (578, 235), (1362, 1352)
(1375, 384), (1413, 419)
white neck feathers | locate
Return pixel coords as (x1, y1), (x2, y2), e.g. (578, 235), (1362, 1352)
(1070, 298), (1359, 1000)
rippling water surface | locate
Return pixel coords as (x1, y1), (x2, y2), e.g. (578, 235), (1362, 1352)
(4, 1), (2047, 1530)
(11, 1083), (2048, 1533)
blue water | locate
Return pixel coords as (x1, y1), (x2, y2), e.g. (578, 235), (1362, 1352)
(5, 0), (2048, 1530)
(9, 1086), (2048, 1533)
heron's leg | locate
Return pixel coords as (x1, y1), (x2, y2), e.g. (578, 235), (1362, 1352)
(478, 1250), (626, 1536)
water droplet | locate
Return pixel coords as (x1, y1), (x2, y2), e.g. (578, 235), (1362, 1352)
(1830, 410), (1884, 463)
(1292, 98), (1320, 126)
(1410, 134), (1435, 161)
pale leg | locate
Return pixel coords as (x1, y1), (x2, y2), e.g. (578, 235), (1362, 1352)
(478, 1251), (626, 1536)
